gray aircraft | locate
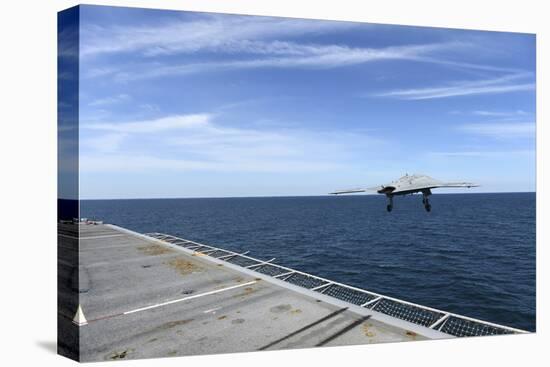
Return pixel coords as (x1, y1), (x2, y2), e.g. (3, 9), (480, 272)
(330, 173), (478, 212)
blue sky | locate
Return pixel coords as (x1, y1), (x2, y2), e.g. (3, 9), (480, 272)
(77, 5), (536, 199)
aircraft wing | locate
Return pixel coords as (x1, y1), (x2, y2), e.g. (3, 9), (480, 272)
(437, 182), (479, 188)
(330, 188), (368, 195)
(329, 186), (381, 195)
(391, 181), (478, 194)
(331, 176), (478, 195)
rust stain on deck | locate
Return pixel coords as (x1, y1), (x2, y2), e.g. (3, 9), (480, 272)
(362, 323), (376, 337)
(165, 257), (203, 275)
(137, 244), (174, 256)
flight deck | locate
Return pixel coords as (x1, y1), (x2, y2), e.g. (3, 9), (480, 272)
(57, 222), (525, 362)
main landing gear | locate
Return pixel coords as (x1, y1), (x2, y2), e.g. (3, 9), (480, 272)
(386, 191), (432, 212)
(422, 190), (432, 212)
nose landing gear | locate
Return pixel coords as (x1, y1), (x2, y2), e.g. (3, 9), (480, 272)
(386, 195), (393, 212)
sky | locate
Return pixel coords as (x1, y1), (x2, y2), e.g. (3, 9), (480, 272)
(76, 5), (536, 199)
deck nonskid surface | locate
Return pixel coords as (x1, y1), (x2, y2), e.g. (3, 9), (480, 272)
(74, 224), (418, 361)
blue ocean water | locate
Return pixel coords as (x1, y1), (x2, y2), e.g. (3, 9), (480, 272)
(81, 193), (536, 331)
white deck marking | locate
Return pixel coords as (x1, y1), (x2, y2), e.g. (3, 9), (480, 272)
(58, 234), (79, 240)
(203, 307), (222, 314)
(81, 244), (144, 251)
(123, 280), (258, 315)
(59, 233), (126, 240)
(80, 234), (127, 240)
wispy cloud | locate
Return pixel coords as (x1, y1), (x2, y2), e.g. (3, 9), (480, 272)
(88, 93), (131, 106)
(79, 154), (344, 173)
(83, 114), (211, 133)
(84, 66), (120, 78)
(410, 56), (525, 74)
(80, 13), (500, 81)
(108, 42), (464, 82)
(80, 113), (386, 173)
(82, 133), (127, 153)
(472, 109), (529, 117)
(429, 149), (534, 158)
(80, 14), (356, 57)
(457, 122), (535, 139)
(374, 73), (535, 100)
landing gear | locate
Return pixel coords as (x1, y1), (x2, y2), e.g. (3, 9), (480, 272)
(386, 195), (393, 212)
(422, 190), (432, 212)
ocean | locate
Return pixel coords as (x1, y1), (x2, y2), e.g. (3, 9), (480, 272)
(81, 192), (536, 331)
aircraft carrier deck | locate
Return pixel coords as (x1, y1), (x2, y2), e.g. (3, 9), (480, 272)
(57, 222), (525, 362)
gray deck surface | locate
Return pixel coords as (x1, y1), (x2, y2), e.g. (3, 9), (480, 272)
(70, 224), (423, 362)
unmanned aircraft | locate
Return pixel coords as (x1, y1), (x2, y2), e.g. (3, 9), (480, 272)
(330, 174), (478, 212)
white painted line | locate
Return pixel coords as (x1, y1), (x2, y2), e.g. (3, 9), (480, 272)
(203, 307), (222, 314)
(58, 234), (126, 240)
(123, 280), (258, 316)
(58, 259), (77, 268)
(81, 244), (143, 251)
(80, 234), (127, 240)
(58, 234), (79, 239)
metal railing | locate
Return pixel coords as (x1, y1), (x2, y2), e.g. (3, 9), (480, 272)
(144, 232), (526, 337)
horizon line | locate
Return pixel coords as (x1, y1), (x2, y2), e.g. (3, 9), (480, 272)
(78, 191), (536, 201)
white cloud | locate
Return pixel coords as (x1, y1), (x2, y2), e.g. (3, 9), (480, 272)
(79, 154), (344, 173)
(111, 42), (464, 82)
(88, 93), (131, 106)
(84, 66), (119, 78)
(82, 133), (127, 153)
(472, 109), (528, 117)
(80, 13), (484, 81)
(411, 56), (525, 74)
(82, 114), (211, 133)
(374, 73), (535, 100)
(429, 150), (534, 157)
(457, 122), (535, 139)
(80, 14), (357, 57)
(80, 113), (386, 174)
